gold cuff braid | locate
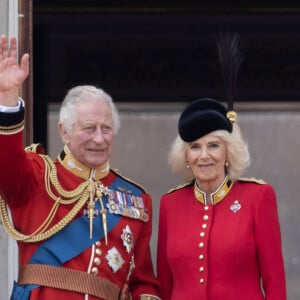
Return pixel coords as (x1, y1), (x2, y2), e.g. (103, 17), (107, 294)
(0, 120), (24, 134)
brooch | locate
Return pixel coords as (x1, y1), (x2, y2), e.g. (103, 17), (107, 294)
(230, 200), (241, 213)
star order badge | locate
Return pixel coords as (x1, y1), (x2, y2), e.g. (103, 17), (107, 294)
(106, 247), (125, 273)
(121, 225), (134, 253)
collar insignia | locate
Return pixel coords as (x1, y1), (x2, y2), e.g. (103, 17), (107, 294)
(194, 176), (233, 205)
(58, 145), (109, 180)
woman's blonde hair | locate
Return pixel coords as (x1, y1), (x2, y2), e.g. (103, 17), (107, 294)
(168, 123), (250, 182)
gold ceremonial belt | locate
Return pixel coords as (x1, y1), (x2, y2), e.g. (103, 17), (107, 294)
(18, 264), (120, 299)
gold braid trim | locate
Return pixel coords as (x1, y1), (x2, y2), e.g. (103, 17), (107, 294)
(0, 120), (24, 131)
(0, 121), (24, 135)
(0, 155), (93, 243)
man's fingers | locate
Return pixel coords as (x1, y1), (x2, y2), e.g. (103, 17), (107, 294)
(0, 36), (18, 59)
(0, 35), (7, 60)
(9, 36), (18, 58)
(2, 35), (9, 58)
(20, 53), (30, 75)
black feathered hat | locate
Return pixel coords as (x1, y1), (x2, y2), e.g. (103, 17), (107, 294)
(178, 98), (233, 142)
(178, 32), (243, 142)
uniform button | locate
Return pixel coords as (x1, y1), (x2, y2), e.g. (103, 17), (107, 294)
(202, 224), (207, 229)
(204, 206), (209, 210)
(200, 232), (205, 237)
(199, 254), (204, 260)
(95, 241), (101, 246)
(91, 267), (99, 275)
(200, 278), (204, 284)
(94, 257), (101, 265)
(95, 248), (102, 256)
(203, 215), (209, 220)
(199, 242), (204, 248)
(199, 266), (204, 272)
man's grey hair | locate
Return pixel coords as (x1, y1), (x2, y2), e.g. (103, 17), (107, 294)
(59, 85), (121, 135)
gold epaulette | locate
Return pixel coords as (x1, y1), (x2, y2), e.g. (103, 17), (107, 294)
(239, 177), (266, 185)
(167, 181), (193, 194)
(111, 168), (148, 193)
(25, 143), (46, 154)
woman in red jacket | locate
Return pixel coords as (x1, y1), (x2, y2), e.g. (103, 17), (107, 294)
(157, 98), (287, 300)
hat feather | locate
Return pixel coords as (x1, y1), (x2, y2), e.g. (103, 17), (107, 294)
(217, 32), (244, 110)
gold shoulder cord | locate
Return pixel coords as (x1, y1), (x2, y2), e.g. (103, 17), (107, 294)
(0, 155), (92, 243)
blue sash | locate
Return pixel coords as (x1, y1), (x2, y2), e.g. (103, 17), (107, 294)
(11, 175), (143, 300)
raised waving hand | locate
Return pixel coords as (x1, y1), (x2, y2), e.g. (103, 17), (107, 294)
(0, 35), (29, 106)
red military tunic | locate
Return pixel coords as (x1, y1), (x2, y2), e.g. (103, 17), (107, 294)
(157, 177), (286, 300)
(0, 109), (160, 299)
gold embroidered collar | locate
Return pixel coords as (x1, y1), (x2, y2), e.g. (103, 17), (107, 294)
(58, 146), (109, 181)
(194, 176), (233, 205)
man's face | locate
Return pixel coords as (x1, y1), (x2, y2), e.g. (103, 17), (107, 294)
(60, 100), (114, 169)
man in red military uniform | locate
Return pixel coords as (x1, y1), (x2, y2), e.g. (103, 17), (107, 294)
(0, 35), (161, 300)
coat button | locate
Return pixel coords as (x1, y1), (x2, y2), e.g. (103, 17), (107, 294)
(94, 257), (101, 265)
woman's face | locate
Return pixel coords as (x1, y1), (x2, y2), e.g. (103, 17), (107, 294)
(186, 133), (227, 189)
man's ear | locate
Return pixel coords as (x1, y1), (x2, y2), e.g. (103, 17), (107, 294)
(58, 122), (70, 144)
